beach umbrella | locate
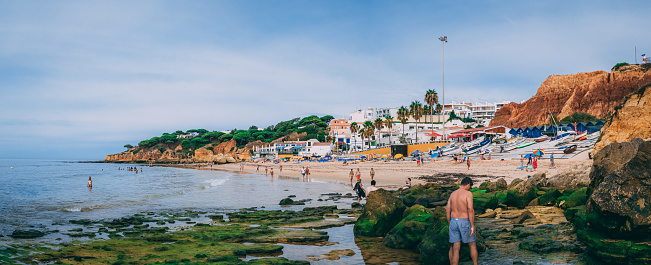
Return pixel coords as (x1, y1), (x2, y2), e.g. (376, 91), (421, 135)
(484, 149), (491, 153)
(533, 149), (545, 156)
(524, 153), (534, 159)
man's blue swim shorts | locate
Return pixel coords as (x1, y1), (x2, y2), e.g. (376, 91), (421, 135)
(449, 218), (476, 243)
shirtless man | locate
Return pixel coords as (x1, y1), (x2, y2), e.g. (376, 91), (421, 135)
(369, 168), (375, 180)
(446, 177), (478, 265)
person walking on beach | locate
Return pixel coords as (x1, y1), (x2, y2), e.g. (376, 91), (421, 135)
(256, 165), (259, 172)
(270, 168), (274, 177)
(520, 155), (524, 170)
(370, 168), (375, 180)
(466, 157), (471, 170)
(265, 167), (268, 176)
(87, 176), (93, 187)
(355, 168), (361, 181)
(301, 167), (306, 178)
(447, 177), (478, 265)
(549, 154), (555, 168)
(349, 169), (355, 183)
(279, 165), (283, 172)
(533, 157), (538, 171)
(352, 178), (366, 203)
(305, 167), (310, 176)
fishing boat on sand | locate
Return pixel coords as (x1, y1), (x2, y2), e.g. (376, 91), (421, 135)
(563, 145), (578, 154)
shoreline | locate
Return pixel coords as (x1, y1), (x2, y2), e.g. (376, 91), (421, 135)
(212, 151), (593, 187)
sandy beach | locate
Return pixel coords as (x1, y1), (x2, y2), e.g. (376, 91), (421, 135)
(217, 150), (593, 188)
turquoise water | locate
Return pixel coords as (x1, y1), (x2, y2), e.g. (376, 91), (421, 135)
(0, 159), (351, 237)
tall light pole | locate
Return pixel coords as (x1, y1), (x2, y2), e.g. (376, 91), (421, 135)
(439, 36), (447, 140)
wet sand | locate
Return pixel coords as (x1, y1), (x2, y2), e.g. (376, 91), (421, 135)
(217, 149), (593, 187)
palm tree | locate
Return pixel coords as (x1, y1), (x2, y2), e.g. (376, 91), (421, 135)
(363, 120), (374, 150)
(350, 122), (359, 153)
(410, 101), (424, 144)
(385, 115), (394, 145)
(373, 118), (383, 149)
(423, 104), (431, 136)
(425, 89), (439, 141)
(397, 106), (409, 143)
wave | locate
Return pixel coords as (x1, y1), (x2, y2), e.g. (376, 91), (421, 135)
(208, 178), (227, 187)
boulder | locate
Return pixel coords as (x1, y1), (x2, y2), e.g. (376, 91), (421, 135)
(398, 183), (442, 207)
(547, 164), (591, 190)
(528, 172), (548, 188)
(354, 189), (406, 237)
(578, 228), (651, 264)
(383, 205), (435, 249)
(479, 178), (508, 192)
(279, 198), (304, 206)
(506, 180), (538, 209)
(512, 210), (535, 224)
(557, 188), (587, 209)
(472, 191), (499, 214)
(478, 211), (497, 218)
(538, 188), (562, 206)
(508, 178), (523, 190)
(10, 229), (46, 238)
(418, 208), (486, 264)
(587, 138), (651, 237)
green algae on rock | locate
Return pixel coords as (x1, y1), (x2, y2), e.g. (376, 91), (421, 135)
(383, 205), (435, 249)
(418, 207), (486, 264)
(354, 189), (406, 237)
(506, 179), (538, 209)
(25, 223), (317, 264)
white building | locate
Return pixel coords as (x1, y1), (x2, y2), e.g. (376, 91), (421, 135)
(253, 139), (332, 158)
(349, 107), (398, 123)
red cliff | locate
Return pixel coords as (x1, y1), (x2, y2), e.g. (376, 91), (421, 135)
(490, 64), (651, 128)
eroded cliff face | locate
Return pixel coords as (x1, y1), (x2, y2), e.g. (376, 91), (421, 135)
(490, 65), (651, 128)
(592, 84), (651, 155)
(105, 139), (252, 163)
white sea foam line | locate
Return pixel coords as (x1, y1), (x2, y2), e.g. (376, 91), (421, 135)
(208, 178), (227, 187)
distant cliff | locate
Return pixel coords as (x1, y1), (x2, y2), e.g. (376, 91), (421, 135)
(592, 83), (651, 155)
(105, 139), (256, 163)
(490, 64), (651, 128)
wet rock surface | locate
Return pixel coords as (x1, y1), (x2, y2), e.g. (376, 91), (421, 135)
(353, 189), (406, 237)
(383, 205), (435, 249)
(587, 138), (651, 237)
(547, 164), (591, 190)
(562, 138), (651, 264)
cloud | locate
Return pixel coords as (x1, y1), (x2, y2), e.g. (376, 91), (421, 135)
(1, 0), (650, 159)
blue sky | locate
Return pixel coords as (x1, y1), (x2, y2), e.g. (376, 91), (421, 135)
(1, 0), (649, 160)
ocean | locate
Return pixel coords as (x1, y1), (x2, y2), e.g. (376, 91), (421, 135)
(0, 159), (353, 239)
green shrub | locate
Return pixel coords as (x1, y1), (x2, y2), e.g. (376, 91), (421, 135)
(612, 62), (629, 70)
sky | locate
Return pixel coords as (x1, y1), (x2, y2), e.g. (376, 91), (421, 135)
(1, 0), (650, 160)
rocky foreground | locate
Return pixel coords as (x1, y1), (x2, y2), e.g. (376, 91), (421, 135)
(354, 138), (650, 264)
